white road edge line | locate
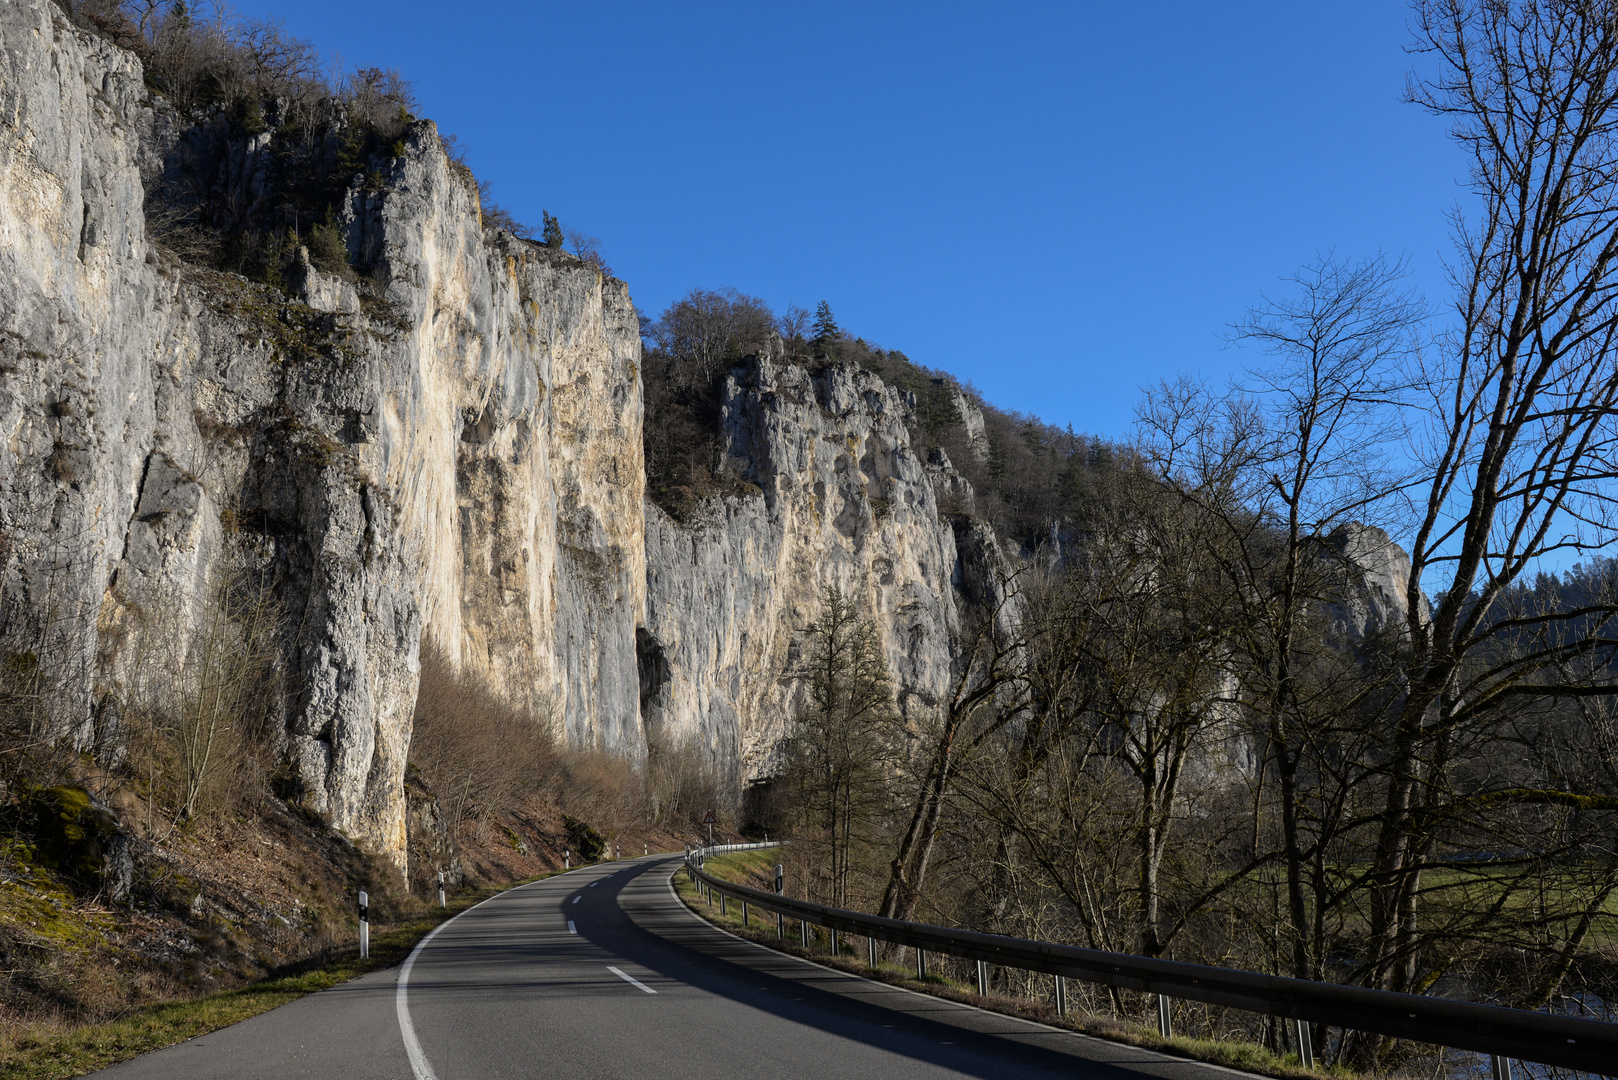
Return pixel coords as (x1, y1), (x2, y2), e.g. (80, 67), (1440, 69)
(396, 869), (587, 1080)
(568, 920), (577, 933)
(608, 965), (658, 994)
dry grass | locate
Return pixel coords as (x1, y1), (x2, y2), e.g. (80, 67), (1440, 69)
(410, 641), (733, 888)
(0, 870), (561, 1080)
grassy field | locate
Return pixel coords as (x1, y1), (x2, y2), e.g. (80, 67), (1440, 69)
(676, 851), (1345, 1080)
(0, 867), (583, 1080)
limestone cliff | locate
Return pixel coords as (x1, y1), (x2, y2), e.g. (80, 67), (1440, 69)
(0, 1), (646, 866)
(0, 0), (998, 871)
(642, 360), (992, 781)
(9, 0), (1410, 876)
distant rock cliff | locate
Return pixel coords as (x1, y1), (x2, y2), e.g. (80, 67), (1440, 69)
(642, 359), (992, 782)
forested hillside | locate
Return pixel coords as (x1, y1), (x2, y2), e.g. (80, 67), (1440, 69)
(641, 288), (1126, 550)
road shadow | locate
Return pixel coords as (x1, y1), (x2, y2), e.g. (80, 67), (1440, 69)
(567, 859), (1220, 1080)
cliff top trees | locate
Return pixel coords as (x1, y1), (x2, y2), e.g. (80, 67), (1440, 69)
(541, 211), (563, 249)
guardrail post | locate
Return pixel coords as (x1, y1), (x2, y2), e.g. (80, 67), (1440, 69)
(800, 920), (810, 947)
(830, 927), (839, 955)
(777, 911), (783, 939)
(1055, 975), (1067, 1015)
(976, 960), (988, 996)
(742, 900), (749, 927)
(1491, 1056), (1512, 1080)
(1295, 1019), (1315, 1070)
(916, 948), (927, 979)
(1157, 994), (1172, 1039)
(720, 892), (727, 916)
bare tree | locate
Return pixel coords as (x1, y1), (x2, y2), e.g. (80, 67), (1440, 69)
(776, 305), (811, 354)
(879, 571), (1029, 922)
(649, 287), (776, 387)
(1135, 253), (1425, 980)
(782, 586), (902, 907)
(1356, 0), (1618, 1015)
(565, 227), (611, 275)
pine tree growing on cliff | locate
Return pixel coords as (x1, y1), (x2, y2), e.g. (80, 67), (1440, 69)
(811, 301), (840, 357)
(541, 211), (563, 249)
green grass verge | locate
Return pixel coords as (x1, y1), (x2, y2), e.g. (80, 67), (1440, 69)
(679, 853), (1350, 1080)
(0, 867), (586, 1080)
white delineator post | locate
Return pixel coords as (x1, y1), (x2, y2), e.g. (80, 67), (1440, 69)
(358, 890), (369, 959)
(564, 848), (570, 870)
(775, 864), (785, 939)
(437, 871), (446, 910)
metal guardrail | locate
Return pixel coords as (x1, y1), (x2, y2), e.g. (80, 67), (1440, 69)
(683, 850), (1618, 1075)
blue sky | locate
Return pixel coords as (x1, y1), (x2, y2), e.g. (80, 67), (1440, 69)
(228, 0), (1466, 443)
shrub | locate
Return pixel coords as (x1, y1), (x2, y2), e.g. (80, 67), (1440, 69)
(407, 643), (559, 840)
(563, 816), (605, 862)
(304, 215), (348, 275)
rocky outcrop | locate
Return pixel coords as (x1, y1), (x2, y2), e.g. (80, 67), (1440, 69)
(642, 360), (991, 780)
(1323, 523), (1428, 641)
(0, 1), (645, 867)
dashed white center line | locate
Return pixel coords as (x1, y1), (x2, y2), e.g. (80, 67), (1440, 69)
(568, 920), (576, 933)
(588, 881), (598, 888)
(608, 966), (657, 994)
(571, 896), (581, 904)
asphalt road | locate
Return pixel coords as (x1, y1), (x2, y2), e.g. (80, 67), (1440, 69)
(93, 855), (1248, 1080)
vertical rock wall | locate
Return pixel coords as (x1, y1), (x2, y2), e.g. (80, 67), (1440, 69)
(1, 0), (1005, 869)
(642, 360), (983, 780)
(0, 1), (646, 867)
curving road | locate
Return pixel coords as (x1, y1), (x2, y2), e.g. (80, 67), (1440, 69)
(94, 855), (1244, 1080)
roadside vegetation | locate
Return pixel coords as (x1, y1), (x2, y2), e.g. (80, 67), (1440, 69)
(0, 867), (580, 1080)
(727, 4), (1618, 1075)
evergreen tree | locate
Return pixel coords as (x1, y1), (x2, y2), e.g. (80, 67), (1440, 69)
(541, 211), (563, 249)
(811, 300), (840, 356)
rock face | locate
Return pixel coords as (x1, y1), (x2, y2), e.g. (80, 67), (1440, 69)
(641, 360), (988, 781)
(0, 0), (993, 871)
(1324, 523), (1428, 641)
(3, 1), (1417, 875)
(1, 2), (645, 866)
